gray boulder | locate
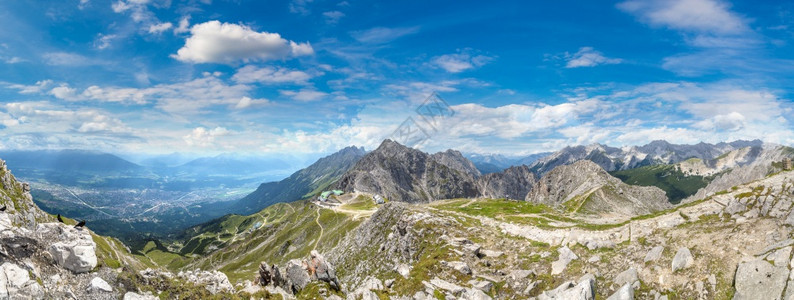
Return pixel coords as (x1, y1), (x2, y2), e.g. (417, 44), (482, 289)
(733, 259), (788, 300)
(552, 246), (579, 275)
(537, 274), (595, 300)
(89, 277), (112, 292)
(307, 250), (340, 290)
(37, 223), (98, 274)
(671, 247), (693, 272)
(606, 283), (633, 300)
(644, 246), (664, 262)
(613, 267), (639, 290)
(285, 259), (310, 294)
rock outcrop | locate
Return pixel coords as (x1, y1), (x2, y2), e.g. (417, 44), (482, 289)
(257, 250), (341, 295)
(335, 140), (480, 202)
(37, 223), (98, 273)
(176, 269), (234, 294)
(526, 160), (672, 216)
(477, 165), (536, 199)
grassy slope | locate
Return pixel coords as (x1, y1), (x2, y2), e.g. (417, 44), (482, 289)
(610, 164), (714, 203)
(174, 200), (362, 284)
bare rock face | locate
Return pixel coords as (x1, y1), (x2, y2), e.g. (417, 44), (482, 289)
(176, 269), (234, 294)
(37, 223), (98, 274)
(526, 160), (671, 216)
(477, 165), (536, 199)
(284, 259), (311, 294)
(0, 262), (45, 299)
(335, 140), (480, 202)
(308, 250), (340, 290)
(733, 259), (788, 299)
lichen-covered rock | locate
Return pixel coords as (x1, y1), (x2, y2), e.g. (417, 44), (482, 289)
(308, 250), (340, 290)
(176, 269), (233, 294)
(733, 259), (788, 300)
(537, 274), (596, 300)
(284, 259), (310, 294)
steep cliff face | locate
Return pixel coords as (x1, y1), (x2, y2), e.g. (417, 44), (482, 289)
(477, 165), (536, 199)
(526, 160), (671, 216)
(0, 159), (50, 228)
(232, 146), (367, 214)
(334, 140), (480, 202)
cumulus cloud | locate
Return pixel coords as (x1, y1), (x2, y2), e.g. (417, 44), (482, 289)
(183, 126), (229, 147)
(233, 96), (270, 109)
(617, 0), (748, 35)
(693, 112), (746, 131)
(232, 65), (314, 84)
(432, 51), (493, 73)
(565, 47), (622, 68)
(350, 26), (420, 44)
(172, 20), (314, 64)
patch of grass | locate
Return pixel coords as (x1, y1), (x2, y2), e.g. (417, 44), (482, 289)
(340, 195), (377, 211)
(432, 198), (551, 218)
(610, 164), (716, 204)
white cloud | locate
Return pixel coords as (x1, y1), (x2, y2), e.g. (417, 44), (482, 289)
(172, 21), (314, 64)
(432, 51), (493, 73)
(280, 88), (328, 101)
(350, 26), (420, 44)
(42, 52), (101, 66)
(565, 47), (622, 68)
(94, 34), (117, 50)
(49, 84), (79, 100)
(323, 11), (345, 24)
(148, 22), (173, 34)
(693, 112), (745, 131)
(289, 0), (313, 15)
(617, 0), (748, 35)
(234, 96), (270, 109)
(174, 16), (190, 34)
(7, 80), (53, 94)
(183, 126), (229, 147)
(232, 65), (314, 84)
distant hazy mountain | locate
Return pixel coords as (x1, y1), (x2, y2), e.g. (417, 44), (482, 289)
(170, 154), (291, 178)
(466, 152), (551, 174)
(528, 140), (764, 176)
(230, 146), (367, 215)
(0, 149), (143, 174)
(335, 140), (481, 203)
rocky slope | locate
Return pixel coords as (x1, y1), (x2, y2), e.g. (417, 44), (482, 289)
(230, 146), (367, 215)
(0, 158), (270, 299)
(526, 160), (671, 216)
(476, 165), (536, 200)
(335, 140), (480, 202)
(529, 139), (764, 176)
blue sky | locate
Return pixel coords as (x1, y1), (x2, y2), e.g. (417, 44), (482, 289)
(0, 0), (793, 156)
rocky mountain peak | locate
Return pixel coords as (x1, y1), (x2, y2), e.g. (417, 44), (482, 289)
(527, 160), (671, 216)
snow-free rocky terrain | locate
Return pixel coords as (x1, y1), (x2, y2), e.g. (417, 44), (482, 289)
(4, 139), (794, 299)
